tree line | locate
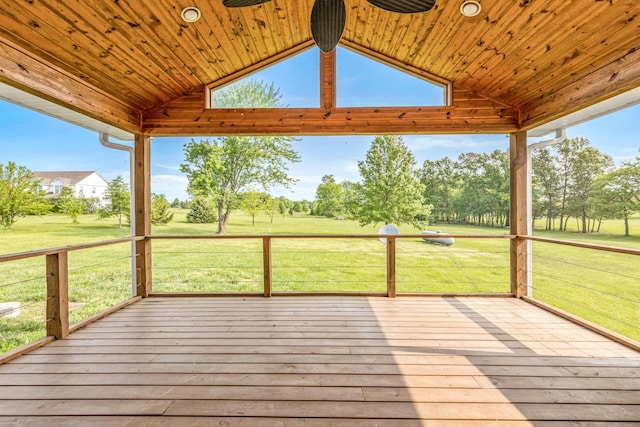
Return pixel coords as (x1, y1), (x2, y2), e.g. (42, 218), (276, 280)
(312, 137), (640, 236)
(532, 138), (640, 236)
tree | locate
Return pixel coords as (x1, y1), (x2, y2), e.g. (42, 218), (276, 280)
(341, 180), (362, 219)
(532, 148), (561, 230)
(241, 190), (264, 226)
(313, 175), (344, 218)
(356, 135), (427, 228)
(420, 157), (457, 223)
(263, 196), (280, 224)
(57, 186), (84, 224)
(99, 176), (130, 229)
(151, 194), (174, 225)
(186, 196), (217, 223)
(592, 161), (640, 236)
(566, 145), (613, 233)
(0, 162), (46, 228)
(180, 79), (300, 234)
(171, 198), (182, 208)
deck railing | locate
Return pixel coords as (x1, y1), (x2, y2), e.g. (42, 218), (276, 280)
(0, 237), (143, 361)
(148, 234), (514, 297)
(523, 235), (640, 345)
(2, 233), (639, 359)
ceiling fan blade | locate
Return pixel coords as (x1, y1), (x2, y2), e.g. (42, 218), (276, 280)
(311, 0), (346, 53)
(223, 0), (272, 7)
(367, 0), (436, 13)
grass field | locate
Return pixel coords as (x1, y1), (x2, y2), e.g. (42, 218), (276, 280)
(1, 211), (639, 353)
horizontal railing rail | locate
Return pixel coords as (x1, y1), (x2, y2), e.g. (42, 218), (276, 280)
(521, 234), (640, 350)
(3, 232), (639, 361)
(149, 234), (514, 297)
(0, 236), (144, 263)
(0, 237), (142, 362)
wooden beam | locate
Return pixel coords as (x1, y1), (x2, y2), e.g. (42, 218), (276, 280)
(0, 38), (141, 134)
(510, 131), (528, 298)
(320, 51), (336, 111)
(134, 134), (151, 297)
(520, 46), (640, 130)
(46, 252), (69, 340)
(144, 84), (520, 136)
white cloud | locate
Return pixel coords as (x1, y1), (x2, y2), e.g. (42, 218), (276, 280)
(405, 135), (508, 154)
(155, 163), (181, 172)
(151, 174), (189, 201)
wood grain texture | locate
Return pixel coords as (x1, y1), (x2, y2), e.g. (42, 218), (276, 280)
(1, 296), (638, 423)
(1, 0), (638, 136)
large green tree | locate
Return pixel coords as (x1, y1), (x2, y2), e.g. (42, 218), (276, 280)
(420, 157), (457, 223)
(0, 162), (46, 228)
(99, 175), (130, 229)
(181, 79), (300, 234)
(356, 135), (427, 228)
(313, 175), (345, 218)
(532, 147), (561, 230)
(566, 145), (613, 233)
(591, 161), (640, 236)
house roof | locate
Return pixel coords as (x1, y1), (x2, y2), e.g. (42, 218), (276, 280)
(0, 1), (639, 136)
(33, 171), (104, 186)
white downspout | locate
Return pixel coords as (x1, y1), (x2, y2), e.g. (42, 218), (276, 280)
(99, 133), (136, 296)
(526, 128), (566, 296)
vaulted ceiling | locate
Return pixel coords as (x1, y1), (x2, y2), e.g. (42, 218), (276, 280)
(0, 0), (639, 136)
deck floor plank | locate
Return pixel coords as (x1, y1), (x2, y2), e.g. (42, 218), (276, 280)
(0, 296), (638, 423)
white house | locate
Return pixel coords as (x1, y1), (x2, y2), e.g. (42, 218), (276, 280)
(33, 171), (109, 201)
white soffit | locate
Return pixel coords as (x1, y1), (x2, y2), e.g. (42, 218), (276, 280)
(0, 82), (134, 141)
(529, 86), (640, 138)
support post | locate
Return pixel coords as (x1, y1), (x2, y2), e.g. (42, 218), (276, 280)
(46, 252), (69, 339)
(510, 131), (528, 297)
(263, 237), (272, 297)
(134, 134), (152, 297)
(320, 51), (336, 111)
(387, 237), (396, 297)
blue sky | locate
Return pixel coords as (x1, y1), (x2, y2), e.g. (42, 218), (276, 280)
(1, 47), (638, 202)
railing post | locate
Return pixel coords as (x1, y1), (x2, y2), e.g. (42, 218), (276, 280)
(387, 237), (396, 297)
(263, 237), (272, 297)
(134, 134), (152, 297)
(46, 252), (69, 339)
(510, 131), (528, 297)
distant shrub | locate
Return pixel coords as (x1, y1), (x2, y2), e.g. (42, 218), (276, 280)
(186, 197), (217, 223)
(151, 194), (174, 225)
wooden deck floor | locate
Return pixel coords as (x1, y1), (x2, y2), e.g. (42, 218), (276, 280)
(0, 296), (639, 426)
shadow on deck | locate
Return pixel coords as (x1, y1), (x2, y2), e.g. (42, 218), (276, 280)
(0, 296), (639, 425)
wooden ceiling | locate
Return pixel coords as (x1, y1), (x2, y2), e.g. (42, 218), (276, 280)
(0, 0), (639, 136)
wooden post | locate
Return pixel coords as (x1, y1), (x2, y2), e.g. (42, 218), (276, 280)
(263, 237), (272, 297)
(510, 131), (528, 297)
(387, 237), (396, 297)
(134, 134), (152, 297)
(46, 252), (69, 339)
(320, 50), (336, 111)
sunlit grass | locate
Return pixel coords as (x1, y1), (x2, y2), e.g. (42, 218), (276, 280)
(1, 210), (639, 354)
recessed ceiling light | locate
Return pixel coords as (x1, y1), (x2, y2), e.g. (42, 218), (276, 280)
(460, 1), (481, 17)
(181, 7), (201, 23)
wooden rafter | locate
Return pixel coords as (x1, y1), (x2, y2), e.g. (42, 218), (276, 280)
(0, 38), (141, 133)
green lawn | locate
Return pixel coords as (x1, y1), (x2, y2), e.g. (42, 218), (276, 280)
(1, 211), (639, 353)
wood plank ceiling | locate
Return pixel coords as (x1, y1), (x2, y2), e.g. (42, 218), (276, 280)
(0, 0), (639, 136)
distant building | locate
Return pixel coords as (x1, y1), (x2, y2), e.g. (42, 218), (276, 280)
(33, 171), (109, 201)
